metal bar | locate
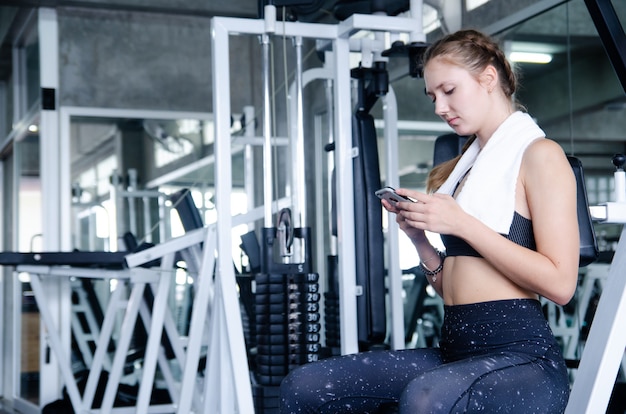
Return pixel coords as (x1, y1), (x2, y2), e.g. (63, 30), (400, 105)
(262, 33), (274, 228)
(203, 285), (224, 414)
(135, 259), (174, 413)
(333, 33), (359, 355)
(176, 227), (217, 414)
(566, 225), (626, 413)
(293, 36), (306, 229)
(337, 14), (422, 39)
(383, 87), (405, 350)
(136, 283), (190, 408)
(0, 251), (127, 268)
(212, 16), (338, 39)
(584, 0), (626, 95)
(28, 272), (83, 410)
(81, 284), (126, 409)
(125, 227), (206, 268)
(146, 145), (244, 189)
(100, 280), (147, 412)
(211, 15), (255, 412)
(233, 136), (289, 146)
(38, 9), (65, 406)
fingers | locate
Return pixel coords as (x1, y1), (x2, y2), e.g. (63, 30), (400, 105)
(383, 189), (458, 233)
(381, 199), (399, 213)
(395, 188), (425, 202)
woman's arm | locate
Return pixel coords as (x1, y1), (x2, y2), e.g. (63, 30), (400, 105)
(491, 138), (579, 304)
(381, 198), (445, 296)
(396, 139), (579, 305)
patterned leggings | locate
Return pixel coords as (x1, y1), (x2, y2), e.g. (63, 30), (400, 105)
(279, 299), (570, 413)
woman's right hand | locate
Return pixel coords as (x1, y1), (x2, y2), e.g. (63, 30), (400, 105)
(381, 194), (428, 244)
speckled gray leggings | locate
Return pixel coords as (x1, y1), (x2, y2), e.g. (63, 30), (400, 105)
(279, 299), (570, 413)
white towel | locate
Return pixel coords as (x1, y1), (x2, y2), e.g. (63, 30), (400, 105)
(436, 111), (545, 235)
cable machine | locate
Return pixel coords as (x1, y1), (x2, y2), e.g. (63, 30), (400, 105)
(209, 3), (426, 411)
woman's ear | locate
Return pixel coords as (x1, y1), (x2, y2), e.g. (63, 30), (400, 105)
(480, 64), (498, 92)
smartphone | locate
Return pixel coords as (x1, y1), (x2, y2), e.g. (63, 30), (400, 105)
(375, 186), (414, 207)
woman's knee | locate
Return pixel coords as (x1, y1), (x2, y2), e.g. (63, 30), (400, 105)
(398, 376), (455, 413)
(279, 364), (325, 412)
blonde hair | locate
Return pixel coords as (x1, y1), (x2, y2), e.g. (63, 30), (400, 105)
(426, 135), (476, 193)
(422, 29), (521, 192)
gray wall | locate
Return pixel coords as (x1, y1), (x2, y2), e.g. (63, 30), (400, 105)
(58, 7), (262, 113)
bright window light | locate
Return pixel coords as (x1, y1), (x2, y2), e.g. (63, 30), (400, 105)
(466, 0), (491, 11)
(509, 51), (553, 64)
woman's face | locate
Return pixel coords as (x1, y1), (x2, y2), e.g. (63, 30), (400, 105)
(423, 57), (491, 138)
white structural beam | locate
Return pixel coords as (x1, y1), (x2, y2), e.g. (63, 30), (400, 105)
(209, 15), (256, 413)
(565, 224), (626, 413)
(332, 25), (360, 356)
(383, 87), (405, 351)
(38, 8), (67, 407)
(567, 171), (626, 413)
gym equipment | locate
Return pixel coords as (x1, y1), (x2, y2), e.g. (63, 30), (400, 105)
(249, 7), (323, 409)
(350, 62), (388, 348)
(17, 262), (180, 413)
(566, 154), (626, 413)
(565, 1), (626, 410)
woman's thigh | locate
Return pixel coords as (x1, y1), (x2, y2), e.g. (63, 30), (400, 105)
(280, 348), (444, 413)
(399, 351), (569, 414)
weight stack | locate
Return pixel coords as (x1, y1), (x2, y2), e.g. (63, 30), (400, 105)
(253, 227), (321, 413)
(324, 255), (341, 355)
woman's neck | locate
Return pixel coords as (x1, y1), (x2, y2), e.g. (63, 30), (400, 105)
(476, 103), (516, 147)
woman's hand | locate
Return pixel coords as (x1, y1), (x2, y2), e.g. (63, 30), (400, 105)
(391, 188), (467, 237)
(380, 192), (426, 243)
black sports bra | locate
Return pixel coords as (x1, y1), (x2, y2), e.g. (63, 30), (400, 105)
(441, 212), (536, 257)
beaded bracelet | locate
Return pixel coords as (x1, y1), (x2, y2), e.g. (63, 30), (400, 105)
(419, 250), (446, 282)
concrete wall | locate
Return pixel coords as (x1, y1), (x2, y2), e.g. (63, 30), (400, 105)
(58, 6), (263, 113)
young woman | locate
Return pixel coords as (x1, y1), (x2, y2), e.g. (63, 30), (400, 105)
(279, 29), (579, 413)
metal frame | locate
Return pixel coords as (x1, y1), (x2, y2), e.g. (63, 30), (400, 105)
(382, 87), (404, 350)
(20, 262), (180, 414)
(566, 2), (626, 410)
(566, 173), (626, 413)
(212, 5), (426, 358)
(11, 9), (67, 412)
(584, 0), (626, 95)
(125, 198), (291, 413)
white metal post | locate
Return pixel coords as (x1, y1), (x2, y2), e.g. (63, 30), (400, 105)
(567, 168), (626, 413)
(332, 32), (360, 355)
(38, 8), (67, 407)
(382, 87), (405, 350)
(262, 32), (274, 229)
(566, 228), (626, 413)
(292, 36), (306, 230)
(210, 16), (256, 413)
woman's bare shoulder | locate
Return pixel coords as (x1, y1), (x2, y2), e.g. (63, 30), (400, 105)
(523, 138), (570, 173)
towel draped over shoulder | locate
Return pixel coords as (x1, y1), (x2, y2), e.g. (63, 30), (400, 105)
(435, 111), (545, 235)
